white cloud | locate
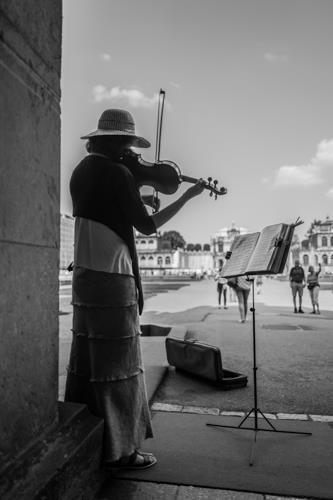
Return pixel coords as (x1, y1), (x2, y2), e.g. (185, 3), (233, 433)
(274, 165), (322, 187)
(264, 52), (288, 63)
(170, 81), (181, 88)
(273, 138), (333, 188)
(313, 139), (333, 167)
(326, 187), (333, 198)
(92, 85), (160, 108)
(100, 53), (112, 62)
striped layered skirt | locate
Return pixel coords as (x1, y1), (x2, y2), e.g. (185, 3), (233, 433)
(64, 267), (153, 463)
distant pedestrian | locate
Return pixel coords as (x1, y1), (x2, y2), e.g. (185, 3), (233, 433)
(256, 275), (263, 294)
(214, 266), (228, 309)
(307, 263), (321, 314)
(228, 276), (251, 323)
(289, 260), (306, 313)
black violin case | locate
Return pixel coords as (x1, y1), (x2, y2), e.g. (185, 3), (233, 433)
(165, 336), (247, 389)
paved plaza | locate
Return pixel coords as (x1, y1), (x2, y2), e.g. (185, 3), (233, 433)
(59, 277), (333, 499)
(140, 277), (333, 416)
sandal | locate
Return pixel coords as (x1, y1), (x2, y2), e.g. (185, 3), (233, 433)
(106, 451), (157, 471)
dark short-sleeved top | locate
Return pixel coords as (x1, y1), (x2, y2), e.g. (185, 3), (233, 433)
(70, 154), (156, 313)
(289, 266), (305, 283)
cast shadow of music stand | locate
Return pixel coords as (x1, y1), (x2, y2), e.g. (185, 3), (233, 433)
(207, 275), (312, 466)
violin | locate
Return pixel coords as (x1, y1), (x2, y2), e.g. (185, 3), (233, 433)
(119, 89), (227, 211)
(120, 150), (227, 201)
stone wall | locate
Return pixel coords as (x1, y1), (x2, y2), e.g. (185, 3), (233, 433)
(0, 1), (62, 469)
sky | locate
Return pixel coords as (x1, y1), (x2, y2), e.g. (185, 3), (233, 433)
(61, 0), (333, 245)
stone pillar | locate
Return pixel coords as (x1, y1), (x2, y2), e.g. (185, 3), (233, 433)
(0, 0), (62, 471)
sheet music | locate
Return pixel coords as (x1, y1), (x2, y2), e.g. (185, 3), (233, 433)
(274, 225), (294, 274)
(246, 223), (285, 273)
(222, 233), (260, 277)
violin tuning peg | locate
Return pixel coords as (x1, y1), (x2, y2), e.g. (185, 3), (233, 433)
(209, 191), (213, 197)
(215, 193), (218, 200)
(207, 176), (212, 185)
(213, 179), (218, 186)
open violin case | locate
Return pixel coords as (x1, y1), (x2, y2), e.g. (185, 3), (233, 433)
(165, 336), (248, 389)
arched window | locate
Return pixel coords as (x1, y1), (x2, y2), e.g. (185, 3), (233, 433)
(140, 240), (147, 245)
(148, 256), (154, 260)
(322, 254), (328, 265)
(148, 240), (154, 244)
(322, 236), (328, 247)
(331, 254), (333, 262)
(314, 254), (318, 265)
(157, 256), (163, 266)
(303, 254), (309, 266)
(165, 256), (171, 265)
(330, 236), (333, 247)
(140, 256), (146, 261)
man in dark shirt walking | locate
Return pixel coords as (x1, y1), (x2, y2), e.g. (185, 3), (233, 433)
(289, 260), (306, 313)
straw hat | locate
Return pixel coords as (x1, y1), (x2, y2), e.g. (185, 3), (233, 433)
(80, 109), (150, 148)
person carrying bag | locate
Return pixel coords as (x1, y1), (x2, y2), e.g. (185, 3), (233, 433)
(227, 276), (251, 323)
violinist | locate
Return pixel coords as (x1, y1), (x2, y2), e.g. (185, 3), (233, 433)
(65, 108), (205, 472)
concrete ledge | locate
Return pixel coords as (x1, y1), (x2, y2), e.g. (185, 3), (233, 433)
(0, 402), (105, 500)
(140, 324), (188, 339)
(140, 324), (172, 337)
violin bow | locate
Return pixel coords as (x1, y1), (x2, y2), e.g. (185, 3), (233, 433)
(153, 88), (227, 203)
(153, 88), (166, 212)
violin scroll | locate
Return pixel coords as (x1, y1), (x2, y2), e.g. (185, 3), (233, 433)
(181, 174), (227, 199)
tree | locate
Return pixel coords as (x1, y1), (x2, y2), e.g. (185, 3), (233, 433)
(186, 243), (195, 251)
(203, 243), (211, 251)
(161, 230), (186, 250)
(194, 243), (202, 251)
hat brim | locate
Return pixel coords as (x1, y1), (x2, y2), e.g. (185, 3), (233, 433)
(80, 129), (150, 148)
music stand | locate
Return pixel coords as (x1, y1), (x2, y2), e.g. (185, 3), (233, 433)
(207, 241), (312, 465)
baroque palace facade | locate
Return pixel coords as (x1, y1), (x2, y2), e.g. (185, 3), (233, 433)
(299, 217), (333, 273)
(133, 221), (249, 277)
(63, 214), (333, 275)
(135, 231), (213, 277)
(210, 222), (248, 269)
(60, 214), (333, 276)
(59, 213), (249, 275)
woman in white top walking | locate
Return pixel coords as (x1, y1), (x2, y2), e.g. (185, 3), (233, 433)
(214, 265), (228, 309)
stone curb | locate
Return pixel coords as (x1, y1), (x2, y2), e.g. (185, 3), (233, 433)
(151, 403), (333, 422)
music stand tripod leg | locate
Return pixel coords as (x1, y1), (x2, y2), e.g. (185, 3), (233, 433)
(249, 430), (258, 466)
(206, 277), (311, 466)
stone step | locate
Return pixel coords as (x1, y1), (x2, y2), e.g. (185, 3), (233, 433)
(1, 402), (104, 500)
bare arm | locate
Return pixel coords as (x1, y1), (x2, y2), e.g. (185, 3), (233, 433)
(151, 180), (205, 229)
